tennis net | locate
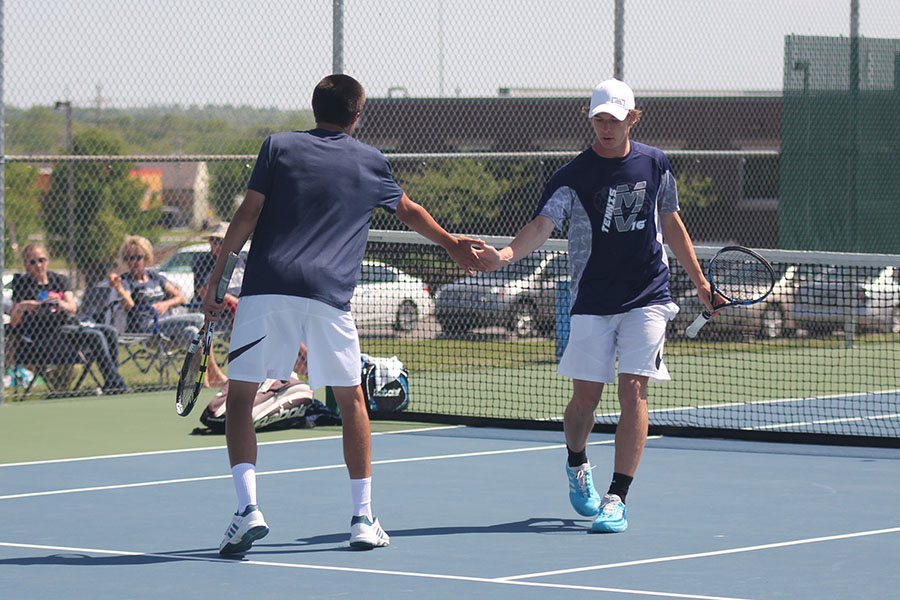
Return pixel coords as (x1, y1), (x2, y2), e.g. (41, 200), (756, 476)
(360, 230), (900, 447)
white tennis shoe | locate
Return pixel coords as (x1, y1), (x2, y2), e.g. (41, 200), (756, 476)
(219, 504), (269, 555)
(349, 515), (390, 549)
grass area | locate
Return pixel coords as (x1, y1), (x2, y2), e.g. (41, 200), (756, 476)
(0, 387), (438, 464)
(8, 331), (898, 440)
(394, 335), (900, 423)
(360, 336), (557, 371)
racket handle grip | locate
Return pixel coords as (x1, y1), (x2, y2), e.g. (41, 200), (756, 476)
(215, 252), (239, 303)
(685, 310), (712, 338)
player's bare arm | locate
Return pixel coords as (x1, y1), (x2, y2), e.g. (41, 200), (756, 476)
(202, 189), (264, 320)
(660, 212), (717, 313)
(394, 193), (488, 272)
(481, 215), (555, 272)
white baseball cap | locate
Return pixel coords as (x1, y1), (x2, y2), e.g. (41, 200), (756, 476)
(588, 79), (635, 121)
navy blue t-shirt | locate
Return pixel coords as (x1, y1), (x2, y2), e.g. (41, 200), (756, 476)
(243, 129), (403, 310)
(534, 142), (680, 315)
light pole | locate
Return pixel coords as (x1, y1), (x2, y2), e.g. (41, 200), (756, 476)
(438, 0), (445, 96)
(54, 100), (75, 284)
(793, 61), (810, 246)
(332, 0), (343, 74)
(614, 0), (625, 80)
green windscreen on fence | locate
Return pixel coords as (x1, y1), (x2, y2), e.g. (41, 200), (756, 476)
(779, 35), (900, 254)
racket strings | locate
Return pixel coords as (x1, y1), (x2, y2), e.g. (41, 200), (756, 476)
(710, 251), (775, 301)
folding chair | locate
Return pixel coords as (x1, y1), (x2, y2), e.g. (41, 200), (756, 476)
(7, 328), (103, 400)
(80, 285), (182, 389)
(117, 305), (184, 388)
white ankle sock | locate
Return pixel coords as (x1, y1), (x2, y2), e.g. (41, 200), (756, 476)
(231, 463), (257, 513)
(350, 477), (373, 519)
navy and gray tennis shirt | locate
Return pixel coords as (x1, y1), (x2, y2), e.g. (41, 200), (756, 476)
(534, 141), (680, 316)
(242, 128), (403, 311)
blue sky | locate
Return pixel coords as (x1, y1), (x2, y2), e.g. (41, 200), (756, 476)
(5, 0), (899, 109)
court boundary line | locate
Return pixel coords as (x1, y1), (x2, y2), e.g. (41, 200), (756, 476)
(591, 389), (900, 432)
(0, 438), (636, 501)
(0, 540), (751, 600)
(748, 413), (900, 430)
(0, 424), (465, 469)
(498, 526), (900, 581)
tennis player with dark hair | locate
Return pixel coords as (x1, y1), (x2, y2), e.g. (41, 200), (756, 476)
(203, 73), (487, 554)
(480, 79), (714, 533)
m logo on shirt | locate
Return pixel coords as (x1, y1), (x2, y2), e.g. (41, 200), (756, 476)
(600, 181), (647, 233)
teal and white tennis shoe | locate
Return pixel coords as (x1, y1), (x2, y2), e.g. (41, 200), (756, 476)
(219, 504), (269, 555)
(565, 462), (601, 517)
(591, 493), (628, 533)
(349, 515), (390, 549)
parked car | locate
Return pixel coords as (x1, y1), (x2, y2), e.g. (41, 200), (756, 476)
(671, 264), (797, 339)
(671, 264), (900, 339)
(351, 260), (434, 331)
(434, 251), (568, 337)
(789, 264), (900, 335)
(157, 241), (251, 302)
(2, 272), (14, 314)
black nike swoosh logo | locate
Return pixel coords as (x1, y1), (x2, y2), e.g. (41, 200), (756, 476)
(228, 335), (266, 364)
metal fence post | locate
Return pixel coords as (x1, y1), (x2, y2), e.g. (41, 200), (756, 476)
(333, 0), (344, 74)
(614, 0), (625, 80)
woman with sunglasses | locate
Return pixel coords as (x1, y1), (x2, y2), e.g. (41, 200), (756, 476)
(108, 235), (204, 345)
(10, 242), (128, 394)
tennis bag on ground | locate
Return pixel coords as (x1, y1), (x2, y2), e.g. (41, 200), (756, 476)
(195, 377), (340, 434)
(360, 354), (410, 413)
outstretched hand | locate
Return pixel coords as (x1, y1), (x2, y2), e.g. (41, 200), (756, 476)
(476, 244), (509, 273)
(447, 236), (492, 273)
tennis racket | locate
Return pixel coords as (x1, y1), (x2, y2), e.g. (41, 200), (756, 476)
(175, 251), (239, 416)
(685, 245), (777, 338)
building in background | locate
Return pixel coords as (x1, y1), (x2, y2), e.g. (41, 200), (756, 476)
(133, 161), (211, 229)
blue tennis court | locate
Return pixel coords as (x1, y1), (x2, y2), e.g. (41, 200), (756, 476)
(2, 425), (898, 599)
(588, 390), (900, 439)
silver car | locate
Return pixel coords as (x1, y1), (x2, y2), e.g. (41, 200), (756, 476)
(789, 265), (900, 335)
(672, 264), (900, 339)
(671, 265), (798, 339)
(434, 251), (568, 337)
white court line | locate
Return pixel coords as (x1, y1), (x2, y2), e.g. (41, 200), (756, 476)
(0, 541), (752, 600)
(499, 526), (900, 581)
(0, 438), (637, 501)
(0, 424), (465, 468)
(749, 413), (900, 430)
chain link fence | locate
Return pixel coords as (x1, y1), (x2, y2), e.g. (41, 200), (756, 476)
(3, 1), (900, 398)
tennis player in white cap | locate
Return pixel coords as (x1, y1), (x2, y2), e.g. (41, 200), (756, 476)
(480, 79), (713, 532)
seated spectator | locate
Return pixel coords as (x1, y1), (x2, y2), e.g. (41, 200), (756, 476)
(9, 242), (128, 394)
(192, 222), (245, 386)
(192, 221), (245, 302)
(108, 235), (204, 345)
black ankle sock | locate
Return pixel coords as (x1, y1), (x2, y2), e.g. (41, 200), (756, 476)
(566, 446), (587, 467)
(608, 472), (633, 502)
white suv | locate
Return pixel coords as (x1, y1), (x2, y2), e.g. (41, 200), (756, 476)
(157, 242), (250, 302)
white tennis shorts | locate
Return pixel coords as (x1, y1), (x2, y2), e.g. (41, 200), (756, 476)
(557, 302), (679, 383)
(227, 295), (361, 390)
